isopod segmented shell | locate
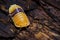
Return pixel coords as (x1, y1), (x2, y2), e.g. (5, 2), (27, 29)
(9, 4), (30, 28)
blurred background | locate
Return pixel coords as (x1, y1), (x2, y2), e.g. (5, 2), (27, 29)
(0, 0), (60, 40)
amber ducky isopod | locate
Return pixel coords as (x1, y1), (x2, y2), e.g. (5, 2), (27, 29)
(9, 4), (30, 28)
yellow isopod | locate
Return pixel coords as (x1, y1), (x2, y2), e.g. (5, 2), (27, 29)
(9, 4), (30, 28)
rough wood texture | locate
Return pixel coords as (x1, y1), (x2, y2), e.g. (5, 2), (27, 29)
(0, 0), (60, 40)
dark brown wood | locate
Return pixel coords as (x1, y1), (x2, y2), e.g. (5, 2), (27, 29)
(0, 0), (60, 40)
